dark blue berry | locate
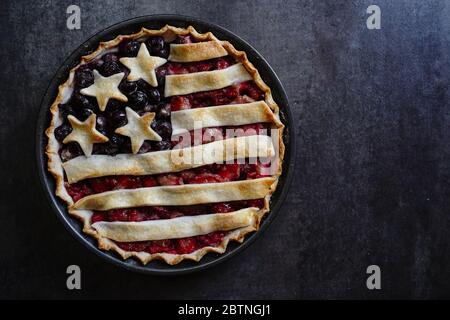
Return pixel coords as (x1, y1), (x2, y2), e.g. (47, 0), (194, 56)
(111, 110), (127, 128)
(152, 121), (172, 138)
(142, 104), (157, 113)
(55, 123), (72, 142)
(70, 93), (94, 110)
(119, 40), (140, 57)
(157, 46), (169, 59)
(80, 108), (94, 120)
(153, 140), (171, 151)
(129, 91), (148, 110)
(75, 67), (94, 88)
(103, 53), (119, 62)
(136, 79), (152, 92)
(59, 104), (75, 119)
(96, 115), (107, 131)
(148, 88), (161, 103)
(157, 104), (171, 119)
(156, 68), (167, 87)
(147, 37), (164, 53)
(147, 36), (169, 59)
(119, 81), (138, 96)
(102, 61), (122, 76)
(105, 100), (121, 116)
(119, 138), (132, 153)
(60, 142), (82, 161)
(93, 142), (118, 156)
(89, 58), (104, 70)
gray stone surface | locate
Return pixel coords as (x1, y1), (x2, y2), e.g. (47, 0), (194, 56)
(1, 0), (450, 299)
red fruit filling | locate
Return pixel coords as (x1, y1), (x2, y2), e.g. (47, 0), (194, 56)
(66, 160), (271, 200)
(93, 198), (265, 255)
(90, 199), (265, 224)
(116, 231), (227, 255)
(160, 56), (235, 76)
(170, 81), (264, 111)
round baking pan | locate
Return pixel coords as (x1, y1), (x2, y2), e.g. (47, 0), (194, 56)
(36, 15), (295, 275)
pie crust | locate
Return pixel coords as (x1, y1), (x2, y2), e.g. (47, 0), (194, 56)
(119, 43), (167, 86)
(168, 41), (228, 62)
(92, 208), (258, 242)
(80, 71), (127, 111)
(114, 108), (162, 154)
(62, 135), (275, 183)
(63, 114), (109, 157)
(72, 177), (276, 210)
(46, 25), (285, 265)
(171, 101), (280, 134)
(164, 63), (252, 97)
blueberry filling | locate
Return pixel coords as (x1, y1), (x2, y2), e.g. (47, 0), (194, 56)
(119, 40), (140, 57)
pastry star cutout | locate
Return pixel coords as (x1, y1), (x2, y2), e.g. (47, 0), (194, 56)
(63, 114), (109, 157)
(119, 43), (167, 87)
(115, 107), (162, 154)
(80, 70), (127, 111)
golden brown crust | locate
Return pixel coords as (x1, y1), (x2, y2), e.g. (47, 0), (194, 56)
(168, 40), (228, 62)
(63, 114), (109, 156)
(119, 43), (167, 87)
(114, 108), (162, 154)
(92, 208), (258, 242)
(46, 25), (285, 265)
(171, 101), (281, 134)
(164, 63), (252, 97)
(72, 177), (276, 210)
(63, 135), (275, 183)
(80, 71), (127, 111)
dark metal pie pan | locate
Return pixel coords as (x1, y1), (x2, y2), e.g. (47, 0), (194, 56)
(36, 15), (295, 275)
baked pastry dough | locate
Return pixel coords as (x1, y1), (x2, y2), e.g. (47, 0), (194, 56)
(46, 25), (285, 265)
(62, 135), (275, 183)
(63, 114), (109, 156)
(115, 107), (162, 154)
(172, 101), (279, 134)
(168, 41), (228, 62)
(80, 70), (127, 111)
(92, 208), (258, 242)
(73, 177), (276, 210)
(119, 43), (167, 87)
(164, 63), (252, 97)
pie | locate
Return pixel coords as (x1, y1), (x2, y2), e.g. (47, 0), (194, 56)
(46, 25), (285, 265)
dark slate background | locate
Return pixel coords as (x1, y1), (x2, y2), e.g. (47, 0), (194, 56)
(1, 0), (449, 299)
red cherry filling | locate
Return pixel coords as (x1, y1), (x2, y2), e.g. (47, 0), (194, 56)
(66, 160), (271, 201)
(64, 181), (91, 202)
(95, 198), (265, 255)
(93, 199), (264, 254)
(116, 231), (227, 255)
(91, 199), (264, 223)
(170, 81), (264, 111)
(161, 56), (235, 76)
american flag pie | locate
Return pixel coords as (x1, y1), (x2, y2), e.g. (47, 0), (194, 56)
(46, 25), (285, 265)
